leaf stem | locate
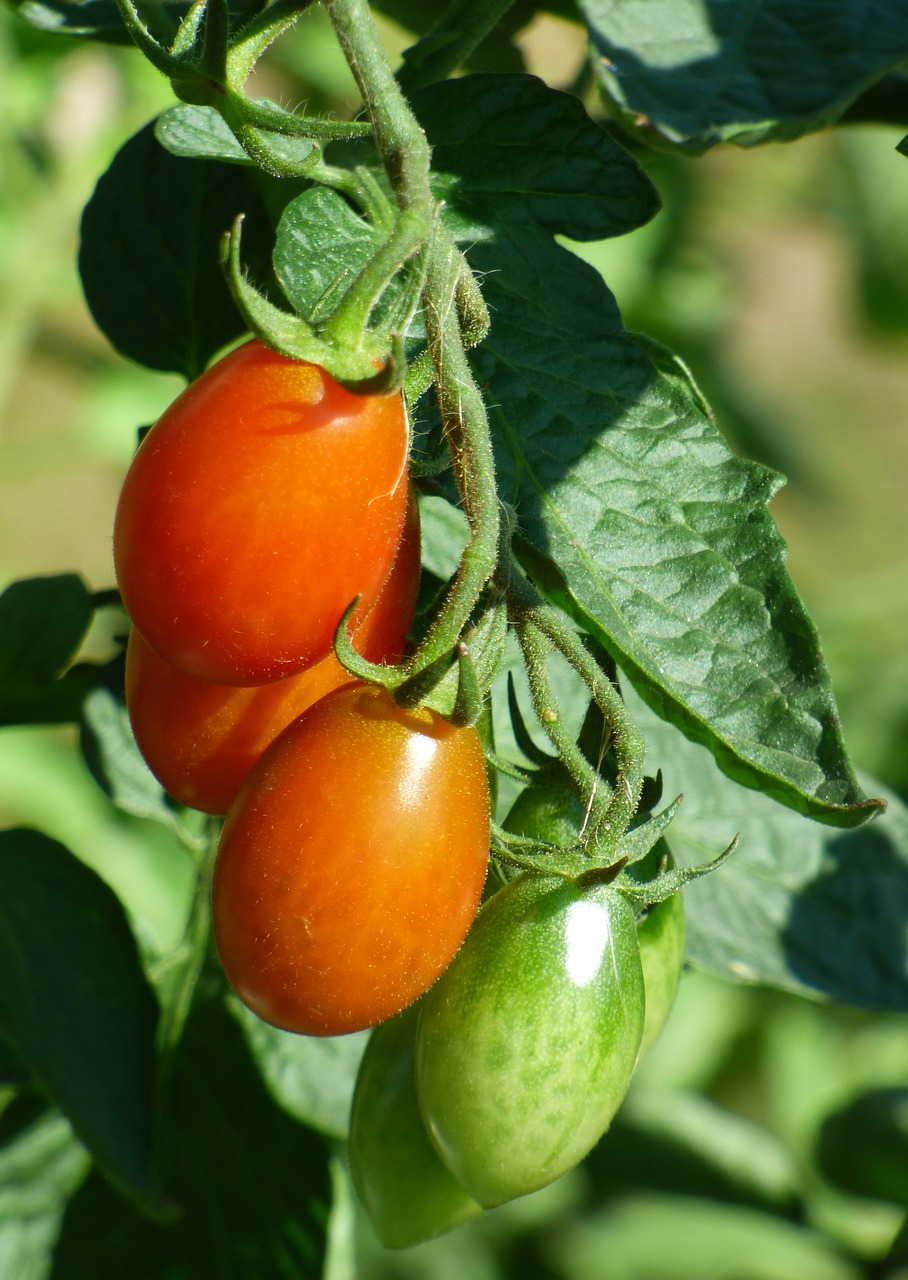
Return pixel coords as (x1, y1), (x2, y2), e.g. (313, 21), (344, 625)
(325, 0), (500, 685)
(156, 816), (220, 1062)
(505, 558), (646, 854)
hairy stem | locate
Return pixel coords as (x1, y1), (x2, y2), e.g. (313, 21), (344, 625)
(325, 0), (500, 681)
(505, 558), (645, 849)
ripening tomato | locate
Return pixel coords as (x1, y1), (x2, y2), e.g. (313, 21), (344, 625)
(212, 683), (490, 1036)
(416, 872), (645, 1207)
(505, 768), (685, 1057)
(114, 339), (410, 685)
(349, 1004), (482, 1248)
(125, 489), (421, 814)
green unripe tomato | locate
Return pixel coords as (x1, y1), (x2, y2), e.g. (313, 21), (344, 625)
(415, 873), (645, 1208)
(635, 858), (686, 1058)
(349, 1005), (482, 1248)
(505, 771), (685, 1056)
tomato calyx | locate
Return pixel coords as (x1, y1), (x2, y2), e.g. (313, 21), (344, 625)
(493, 757), (738, 909)
(331, 586), (508, 728)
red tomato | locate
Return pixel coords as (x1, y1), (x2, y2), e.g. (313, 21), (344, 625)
(212, 683), (490, 1036)
(125, 491), (421, 815)
(113, 339), (410, 684)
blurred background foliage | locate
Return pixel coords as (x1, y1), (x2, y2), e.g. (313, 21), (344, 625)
(1, 5), (908, 1278)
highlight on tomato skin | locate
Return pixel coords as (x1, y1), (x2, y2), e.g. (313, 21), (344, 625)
(211, 682), (491, 1037)
(124, 489), (421, 815)
(415, 874), (645, 1208)
(113, 338), (410, 686)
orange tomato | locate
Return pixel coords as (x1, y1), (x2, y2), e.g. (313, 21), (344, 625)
(212, 683), (490, 1036)
(125, 491), (421, 814)
(114, 339), (410, 684)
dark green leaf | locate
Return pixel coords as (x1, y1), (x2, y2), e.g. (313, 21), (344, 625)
(547, 1193), (861, 1280)
(414, 72), (661, 241)
(0, 829), (160, 1201)
(79, 121), (273, 380)
(230, 998), (367, 1140)
(155, 104), (317, 170)
(582, 0), (908, 150)
(80, 683), (186, 831)
(468, 229), (875, 823)
(0, 575), (95, 726)
(625, 684), (908, 1009)
(52, 995), (331, 1279)
(8, 0), (266, 42)
(9, 0), (142, 41)
(817, 1088), (908, 1206)
(0, 1109), (89, 1280)
(0, 1036), (28, 1086)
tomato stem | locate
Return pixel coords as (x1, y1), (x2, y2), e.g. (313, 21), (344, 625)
(505, 559), (646, 860)
(325, 0), (501, 689)
(155, 815), (221, 1064)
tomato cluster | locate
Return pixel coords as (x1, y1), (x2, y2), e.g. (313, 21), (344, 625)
(350, 768), (687, 1245)
(115, 341), (685, 1246)
(115, 339), (490, 1036)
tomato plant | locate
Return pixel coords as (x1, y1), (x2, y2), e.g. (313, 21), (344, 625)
(3, 0), (907, 1274)
(349, 1003), (482, 1248)
(211, 682), (490, 1036)
(114, 338), (410, 685)
(415, 872), (645, 1207)
(124, 488), (421, 814)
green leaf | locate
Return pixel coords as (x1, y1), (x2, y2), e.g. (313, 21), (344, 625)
(8, 0), (266, 42)
(588, 1090), (802, 1216)
(0, 829), (160, 1202)
(413, 71), (661, 241)
(468, 230), (876, 824)
(79, 121), (273, 380)
(273, 187), (381, 323)
(817, 1088), (908, 1206)
(51, 995), (331, 1279)
(548, 1193), (861, 1280)
(8, 0), (141, 41)
(230, 998), (367, 1140)
(581, 0), (908, 150)
(0, 1108), (89, 1280)
(80, 683), (186, 832)
(155, 104), (317, 170)
(625, 684), (908, 1009)
(271, 187), (423, 340)
(0, 575), (95, 726)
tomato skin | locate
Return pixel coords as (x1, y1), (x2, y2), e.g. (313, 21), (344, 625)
(125, 489), (421, 815)
(505, 769), (685, 1057)
(415, 873), (645, 1208)
(114, 338), (410, 685)
(349, 1004), (482, 1248)
(212, 683), (490, 1037)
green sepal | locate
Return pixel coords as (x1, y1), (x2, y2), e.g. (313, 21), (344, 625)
(332, 596), (399, 690)
(222, 216), (403, 390)
(615, 836), (740, 908)
(115, 0), (183, 76)
(605, 794), (683, 869)
(418, 594), (509, 720)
